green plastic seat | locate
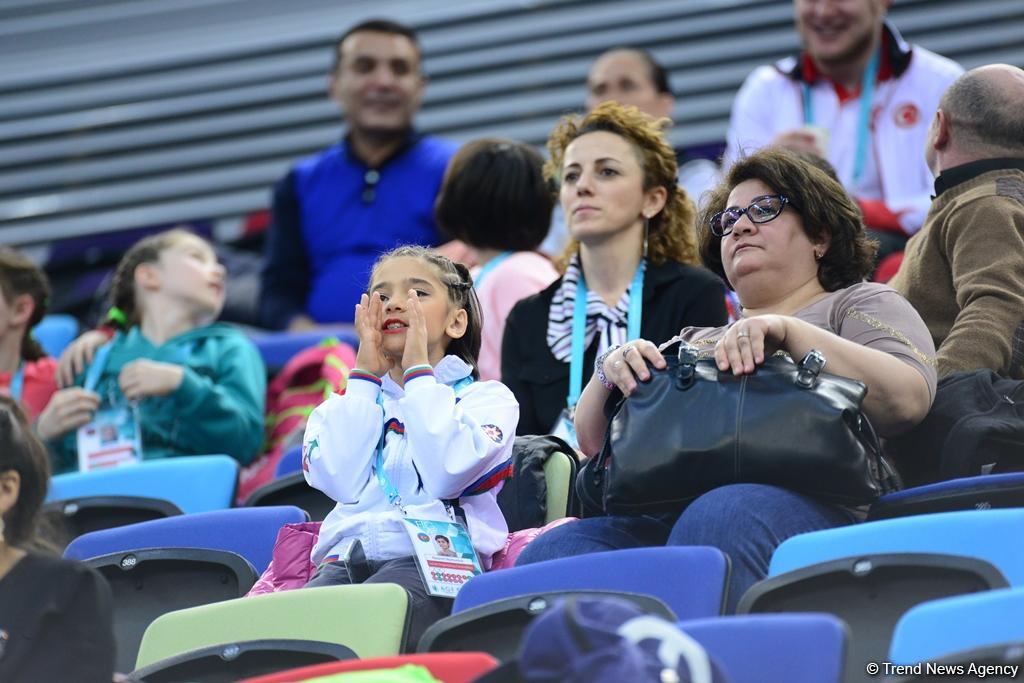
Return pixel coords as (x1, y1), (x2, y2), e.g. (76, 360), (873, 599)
(135, 584), (409, 669)
(542, 451), (576, 523)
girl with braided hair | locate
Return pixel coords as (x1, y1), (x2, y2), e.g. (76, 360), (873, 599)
(302, 245), (518, 647)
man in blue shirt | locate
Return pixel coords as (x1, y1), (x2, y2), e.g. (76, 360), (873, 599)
(260, 19), (457, 330)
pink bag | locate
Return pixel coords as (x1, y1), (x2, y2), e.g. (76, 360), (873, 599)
(247, 521), (322, 597)
(490, 517), (578, 570)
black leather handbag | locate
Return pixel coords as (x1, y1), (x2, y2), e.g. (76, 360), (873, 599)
(577, 341), (901, 516)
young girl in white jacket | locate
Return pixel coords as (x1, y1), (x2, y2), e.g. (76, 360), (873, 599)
(301, 246), (519, 645)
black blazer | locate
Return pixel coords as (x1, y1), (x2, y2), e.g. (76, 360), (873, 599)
(0, 553), (114, 682)
(502, 260), (729, 435)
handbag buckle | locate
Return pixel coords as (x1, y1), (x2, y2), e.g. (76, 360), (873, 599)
(796, 349), (827, 388)
(676, 342), (699, 390)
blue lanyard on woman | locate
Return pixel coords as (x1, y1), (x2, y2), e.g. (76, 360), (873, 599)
(373, 374), (475, 512)
(473, 251), (512, 289)
(802, 47), (880, 186)
(567, 260), (645, 411)
(8, 363), (24, 402)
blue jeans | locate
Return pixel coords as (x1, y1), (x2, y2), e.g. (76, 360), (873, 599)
(516, 484), (858, 613)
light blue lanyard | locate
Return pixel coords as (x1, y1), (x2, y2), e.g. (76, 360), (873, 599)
(567, 260), (645, 409)
(8, 363), (24, 402)
(374, 374), (475, 511)
(802, 47), (880, 185)
(82, 343), (114, 392)
(473, 251), (512, 289)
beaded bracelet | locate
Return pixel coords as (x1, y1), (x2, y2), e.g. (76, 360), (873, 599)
(593, 344), (621, 391)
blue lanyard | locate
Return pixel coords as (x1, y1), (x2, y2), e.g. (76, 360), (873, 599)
(567, 260), (645, 409)
(8, 363), (24, 402)
(82, 343), (114, 392)
(473, 251), (512, 289)
(374, 374), (475, 511)
(802, 47), (880, 185)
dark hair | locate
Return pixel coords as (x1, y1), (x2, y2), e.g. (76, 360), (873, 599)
(940, 66), (1024, 154)
(332, 18), (421, 73)
(700, 148), (877, 292)
(0, 248), (51, 362)
(434, 535), (450, 542)
(435, 139), (554, 251)
(370, 246), (482, 378)
(545, 101), (700, 272)
(596, 47), (671, 95)
(0, 396), (50, 548)
(108, 228), (203, 331)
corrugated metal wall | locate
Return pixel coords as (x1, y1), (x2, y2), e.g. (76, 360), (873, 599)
(1, 0), (1022, 247)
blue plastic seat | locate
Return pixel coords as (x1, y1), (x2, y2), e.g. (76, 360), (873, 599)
(247, 328), (358, 373)
(869, 472), (1024, 521)
(679, 613), (848, 683)
(64, 505), (307, 575)
(766, 509), (1024, 585)
(274, 445), (303, 478)
(890, 587), (1024, 666)
(418, 547), (729, 657)
(32, 313), (79, 357)
(47, 455), (239, 514)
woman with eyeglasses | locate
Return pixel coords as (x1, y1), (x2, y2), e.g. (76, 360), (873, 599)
(516, 147), (937, 612)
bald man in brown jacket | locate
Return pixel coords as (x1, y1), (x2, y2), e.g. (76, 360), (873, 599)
(890, 64), (1024, 380)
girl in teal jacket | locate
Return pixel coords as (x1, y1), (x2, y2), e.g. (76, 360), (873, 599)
(48, 229), (265, 474)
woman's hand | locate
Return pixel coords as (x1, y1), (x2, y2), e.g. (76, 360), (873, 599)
(35, 388), (100, 441)
(714, 315), (790, 375)
(599, 339), (666, 396)
(118, 360), (184, 400)
(56, 330), (109, 387)
(401, 290), (430, 372)
(353, 292), (393, 378)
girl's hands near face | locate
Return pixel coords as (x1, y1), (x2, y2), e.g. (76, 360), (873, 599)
(601, 339), (666, 396)
(714, 315), (789, 376)
(354, 292), (393, 377)
(35, 388), (101, 441)
(401, 289), (430, 372)
(118, 360), (185, 400)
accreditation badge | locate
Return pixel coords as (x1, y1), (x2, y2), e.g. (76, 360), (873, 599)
(76, 402), (142, 472)
(402, 517), (482, 598)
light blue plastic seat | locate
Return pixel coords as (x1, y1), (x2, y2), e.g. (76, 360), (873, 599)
(32, 313), (79, 357)
(48, 455), (239, 514)
(247, 328), (358, 373)
(890, 587), (1024, 666)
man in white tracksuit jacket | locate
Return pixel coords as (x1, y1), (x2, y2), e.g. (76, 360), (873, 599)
(725, 1), (962, 262)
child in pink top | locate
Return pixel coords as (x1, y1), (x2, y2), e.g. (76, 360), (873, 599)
(435, 139), (558, 380)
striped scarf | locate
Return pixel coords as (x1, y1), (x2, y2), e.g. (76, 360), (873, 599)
(546, 255), (632, 363)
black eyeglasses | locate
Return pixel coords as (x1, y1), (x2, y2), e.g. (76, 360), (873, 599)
(709, 194), (790, 237)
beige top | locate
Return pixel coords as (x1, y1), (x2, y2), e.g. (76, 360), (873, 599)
(669, 281), (938, 401)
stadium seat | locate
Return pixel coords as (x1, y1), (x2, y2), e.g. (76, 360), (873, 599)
(247, 328), (358, 373)
(31, 313), (79, 357)
(243, 471), (335, 522)
(273, 444), (303, 478)
(44, 456), (239, 545)
(739, 510), (1024, 683)
(868, 472), (1024, 521)
(541, 450), (576, 523)
(418, 546), (728, 658)
(128, 639), (357, 683)
(237, 652), (500, 683)
(83, 547), (258, 673)
(889, 587), (1024, 668)
(134, 584), (410, 670)
(64, 505), (308, 575)
(678, 614), (848, 683)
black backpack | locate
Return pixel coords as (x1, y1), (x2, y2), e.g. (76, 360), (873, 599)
(498, 435), (579, 532)
(887, 370), (1024, 487)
